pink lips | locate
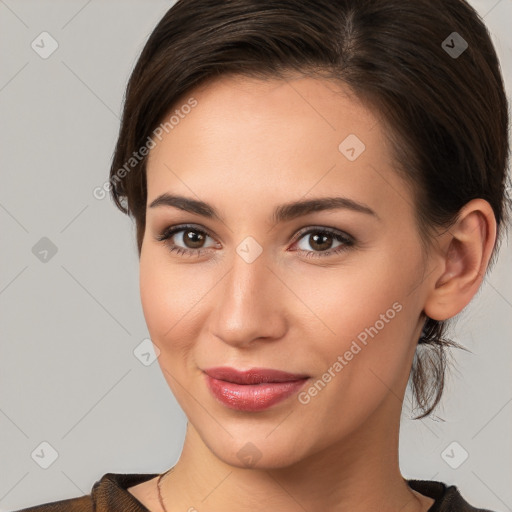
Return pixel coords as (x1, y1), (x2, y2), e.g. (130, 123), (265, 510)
(203, 367), (309, 411)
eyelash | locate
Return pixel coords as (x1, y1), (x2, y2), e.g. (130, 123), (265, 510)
(154, 224), (355, 259)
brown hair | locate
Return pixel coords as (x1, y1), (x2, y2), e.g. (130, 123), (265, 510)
(108, 0), (510, 419)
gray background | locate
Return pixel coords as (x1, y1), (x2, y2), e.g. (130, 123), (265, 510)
(0, 0), (511, 510)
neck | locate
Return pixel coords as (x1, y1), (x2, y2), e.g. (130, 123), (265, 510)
(158, 397), (429, 512)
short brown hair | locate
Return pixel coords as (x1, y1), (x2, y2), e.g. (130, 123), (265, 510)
(108, 0), (510, 419)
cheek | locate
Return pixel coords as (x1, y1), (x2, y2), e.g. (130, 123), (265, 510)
(296, 278), (414, 437)
(300, 247), (420, 382)
(139, 249), (189, 342)
(298, 257), (408, 339)
(139, 256), (171, 339)
(139, 247), (217, 349)
(139, 252), (201, 398)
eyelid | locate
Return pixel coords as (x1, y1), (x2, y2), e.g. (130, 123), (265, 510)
(155, 223), (212, 241)
(155, 223), (220, 250)
(155, 224), (353, 244)
(155, 222), (355, 258)
(291, 225), (354, 244)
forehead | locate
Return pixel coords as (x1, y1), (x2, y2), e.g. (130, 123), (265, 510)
(145, 74), (412, 221)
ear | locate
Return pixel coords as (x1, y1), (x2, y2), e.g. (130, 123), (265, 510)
(423, 198), (497, 321)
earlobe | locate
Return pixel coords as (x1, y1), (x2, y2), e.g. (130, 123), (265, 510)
(423, 199), (496, 322)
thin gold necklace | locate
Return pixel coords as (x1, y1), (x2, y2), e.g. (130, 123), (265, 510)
(157, 467), (175, 512)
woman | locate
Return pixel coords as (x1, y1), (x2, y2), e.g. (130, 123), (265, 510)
(14, 0), (509, 510)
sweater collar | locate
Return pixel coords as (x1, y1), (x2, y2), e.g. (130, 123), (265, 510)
(92, 473), (480, 512)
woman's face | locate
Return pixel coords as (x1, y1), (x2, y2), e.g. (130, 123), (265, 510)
(140, 74), (434, 468)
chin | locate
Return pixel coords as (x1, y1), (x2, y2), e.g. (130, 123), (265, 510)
(199, 426), (310, 470)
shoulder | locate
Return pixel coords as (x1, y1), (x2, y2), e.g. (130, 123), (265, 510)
(407, 479), (497, 512)
(10, 495), (92, 512)
(10, 472), (159, 512)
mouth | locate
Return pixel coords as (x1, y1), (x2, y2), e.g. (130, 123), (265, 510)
(202, 366), (310, 411)
(202, 366), (310, 384)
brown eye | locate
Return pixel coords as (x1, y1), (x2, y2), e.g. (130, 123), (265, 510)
(293, 228), (354, 258)
(155, 224), (217, 257)
(180, 228), (207, 249)
(305, 232), (334, 251)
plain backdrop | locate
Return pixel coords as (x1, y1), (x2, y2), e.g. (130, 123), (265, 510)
(1, 0), (511, 510)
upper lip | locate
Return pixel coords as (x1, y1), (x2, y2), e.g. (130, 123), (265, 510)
(203, 366), (309, 384)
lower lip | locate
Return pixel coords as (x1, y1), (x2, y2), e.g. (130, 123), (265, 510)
(205, 374), (309, 412)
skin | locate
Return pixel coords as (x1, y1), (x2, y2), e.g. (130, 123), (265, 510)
(127, 74), (496, 512)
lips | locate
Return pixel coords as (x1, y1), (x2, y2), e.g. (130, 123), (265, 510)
(203, 366), (310, 411)
(203, 366), (309, 384)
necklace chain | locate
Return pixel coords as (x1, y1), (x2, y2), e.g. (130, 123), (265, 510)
(157, 467), (175, 512)
(157, 468), (428, 512)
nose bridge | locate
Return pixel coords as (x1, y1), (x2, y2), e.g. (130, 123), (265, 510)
(226, 241), (272, 311)
(210, 241), (285, 346)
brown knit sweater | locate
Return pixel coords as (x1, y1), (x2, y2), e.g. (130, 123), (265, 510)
(11, 473), (496, 512)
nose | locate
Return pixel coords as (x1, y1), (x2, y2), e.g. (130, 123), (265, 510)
(208, 247), (288, 349)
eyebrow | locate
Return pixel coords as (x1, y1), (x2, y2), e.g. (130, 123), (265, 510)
(148, 193), (380, 223)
